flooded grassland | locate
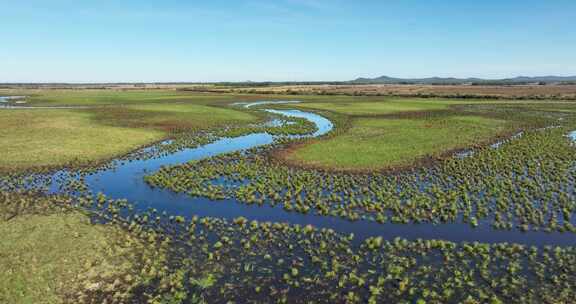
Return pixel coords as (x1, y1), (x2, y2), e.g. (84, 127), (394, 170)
(1, 92), (576, 303)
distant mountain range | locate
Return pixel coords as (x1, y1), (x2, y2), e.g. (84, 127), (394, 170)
(350, 75), (576, 85)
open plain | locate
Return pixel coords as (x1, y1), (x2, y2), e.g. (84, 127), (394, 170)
(2, 88), (576, 303)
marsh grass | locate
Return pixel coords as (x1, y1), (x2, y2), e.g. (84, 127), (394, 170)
(2, 90), (247, 106)
(0, 94), (260, 170)
(276, 99), (576, 170)
(87, 103), (256, 132)
(0, 109), (165, 170)
(0, 192), (214, 304)
(2, 164), (576, 303)
(144, 109), (576, 233)
(3, 92), (576, 303)
(286, 115), (512, 170)
(293, 99), (459, 115)
(0, 212), (140, 303)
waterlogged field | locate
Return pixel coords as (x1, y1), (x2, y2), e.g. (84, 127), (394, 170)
(1, 90), (576, 303)
(0, 89), (252, 106)
(293, 99), (458, 115)
(0, 109), (164, 170)
(0, 193), (173, 304)
(286, 115), (511, 169)
(90, 103), (256, 132)
(0, 95), (258, 170)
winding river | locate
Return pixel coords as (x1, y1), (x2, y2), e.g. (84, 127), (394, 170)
(3, 100), (575, 246)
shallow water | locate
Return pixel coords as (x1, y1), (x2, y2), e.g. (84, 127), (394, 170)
(0, 105), (92, 109)
(265, 109), (333, 137)
(567, 130), (576, 143)
(0, 96), (26, 105)
(0, 96), (26, 101)
(233, 100), (302, 108)
(3, 101), (575, 246)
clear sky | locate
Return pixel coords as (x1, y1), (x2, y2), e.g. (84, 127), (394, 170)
(1, 0), (575, 82)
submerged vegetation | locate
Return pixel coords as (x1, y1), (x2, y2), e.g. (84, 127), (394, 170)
(2, 191), (576, 303)
(2, 90), (576, 303)
(0, 193), (181, 304)
(145, 123), (576, 233)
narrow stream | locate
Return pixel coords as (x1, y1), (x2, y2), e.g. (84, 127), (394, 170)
(3, 101), (575, 246)
(0, 96), (27, 105)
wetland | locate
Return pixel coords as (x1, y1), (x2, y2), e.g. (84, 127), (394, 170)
(1, 90), (575, 303)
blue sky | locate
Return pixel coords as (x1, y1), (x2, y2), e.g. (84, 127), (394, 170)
(1, 0), (575, 82)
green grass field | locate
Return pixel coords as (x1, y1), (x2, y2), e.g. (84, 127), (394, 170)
(0, 109), (165, 170)
(286, 115), (511, 170)
(0, 212), (140, 304)
(289, 96), (573, 116)
(271, 96), (572, 170)
(97, 103), (256, 131)
(1, 90), (564, 171)
(293, 99), (459, 115)
(0, 93), (257, 170)
(1, 89), (246, 106)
